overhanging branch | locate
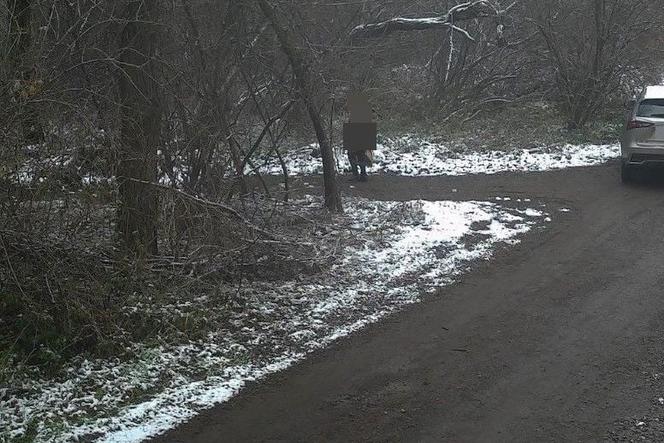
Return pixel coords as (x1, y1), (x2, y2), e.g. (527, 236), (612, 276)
(350, 1), (508, 40)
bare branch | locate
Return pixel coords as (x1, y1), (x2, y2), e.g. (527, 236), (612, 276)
(350, 1), (505, 39)
(128, 178), (279, 241)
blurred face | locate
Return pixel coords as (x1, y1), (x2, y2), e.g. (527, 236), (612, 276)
(347, 92), (372, 123)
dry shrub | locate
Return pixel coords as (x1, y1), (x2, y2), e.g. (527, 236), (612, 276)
(0, 181), (331, 372)
(0, 228), (119, 368)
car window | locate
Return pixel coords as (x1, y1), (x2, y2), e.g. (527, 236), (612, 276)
(637, 99), (664, 118)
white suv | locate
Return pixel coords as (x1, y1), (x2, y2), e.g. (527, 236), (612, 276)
(621, 85), (664, 182)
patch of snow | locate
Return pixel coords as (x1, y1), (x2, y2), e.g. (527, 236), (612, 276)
(3, 199), (549, 442)
(521, 208), (544, 217)
(262, 136), (620, 177)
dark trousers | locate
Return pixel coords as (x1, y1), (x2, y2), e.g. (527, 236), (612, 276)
(347, 151), (369, 178)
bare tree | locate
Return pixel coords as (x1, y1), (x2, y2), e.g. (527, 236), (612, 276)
(348, 0), (519, 120)
(256, 0), (343, 213)
(116, 0), (162, 255)
(534, 0), (664, 128)
(5, 0), (44, 143)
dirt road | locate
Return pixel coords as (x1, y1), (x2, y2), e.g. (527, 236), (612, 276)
(153, 163), (664, 442)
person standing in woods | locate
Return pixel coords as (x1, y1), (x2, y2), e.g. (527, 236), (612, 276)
(344, 92), (377, 182)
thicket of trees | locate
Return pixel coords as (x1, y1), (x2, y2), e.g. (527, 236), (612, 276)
(2, 0), (663, 220)
(1, 0), (663, 362)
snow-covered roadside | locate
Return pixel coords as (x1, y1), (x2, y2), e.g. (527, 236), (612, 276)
(262, 135), (620, 176)
(2, 198), (552, 442)
(9, 135), (619, 187)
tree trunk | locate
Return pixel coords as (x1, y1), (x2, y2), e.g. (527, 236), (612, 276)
(7, 0), (31, 68)
(116, 0), (162, 256)
(565, 0), (607, 130)
(256, 0), (342, 212)
(7, 0), (43, 143)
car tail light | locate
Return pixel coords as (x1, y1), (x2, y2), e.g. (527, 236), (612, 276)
(627, 120), (654, 130)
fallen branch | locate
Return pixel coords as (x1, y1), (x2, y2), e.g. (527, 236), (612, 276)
(127, 178), (279, 240)
(350, 1), (509, 39)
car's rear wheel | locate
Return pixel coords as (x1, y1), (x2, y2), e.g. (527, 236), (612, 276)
(621, 162), (637, 183)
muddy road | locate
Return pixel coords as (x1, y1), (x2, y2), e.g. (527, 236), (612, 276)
(154, 163), (664, 442)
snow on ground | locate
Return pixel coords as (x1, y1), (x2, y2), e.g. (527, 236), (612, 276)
(2, 197), (551, 442)
(262, 135), (620, 176)
(9, 135), (619, 187)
